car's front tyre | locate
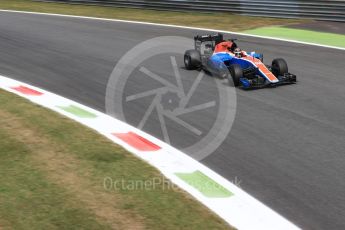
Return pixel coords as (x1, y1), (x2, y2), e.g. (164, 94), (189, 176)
(272, 58), (288, 77)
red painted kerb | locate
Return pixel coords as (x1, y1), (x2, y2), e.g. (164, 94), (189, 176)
(11, 86), (43, 96)
(112, 132), (161, 151)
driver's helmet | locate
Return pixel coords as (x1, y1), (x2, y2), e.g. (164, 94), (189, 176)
(234, 48), (242, 58)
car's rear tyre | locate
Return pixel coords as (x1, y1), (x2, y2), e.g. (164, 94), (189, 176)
(272, 58), (288, 76)
(229, 64), (243, 87)
(184, 50), (201, 70)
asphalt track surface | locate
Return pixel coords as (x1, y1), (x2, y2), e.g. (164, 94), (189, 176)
(0, 11), (344, 230)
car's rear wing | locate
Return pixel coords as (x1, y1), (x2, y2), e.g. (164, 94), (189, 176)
(194, 33), (224, 44)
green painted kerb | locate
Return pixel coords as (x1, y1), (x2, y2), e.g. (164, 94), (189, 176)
(175, 171), (233, 198)
(58, 105), (97, 118)
(244, 27), (345, 49)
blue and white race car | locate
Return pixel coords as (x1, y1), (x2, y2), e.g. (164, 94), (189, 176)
(184, 33), (297, 88)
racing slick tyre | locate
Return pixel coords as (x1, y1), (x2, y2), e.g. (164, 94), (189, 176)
(272, 58), (288, 77)
(184, 50), (201, 70)
(229, 64), (243, 87)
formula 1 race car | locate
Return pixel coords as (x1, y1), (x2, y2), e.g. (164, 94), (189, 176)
(184, 33), (296, 88)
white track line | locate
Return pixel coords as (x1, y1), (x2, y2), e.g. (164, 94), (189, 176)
(0, 9), (344, 51)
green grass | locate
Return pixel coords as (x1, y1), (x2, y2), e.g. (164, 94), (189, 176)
(0, 0), (303, 31)
(244, 26), (345, 48)
(0, 125), (111, 229)
(0, 89), (233, 229)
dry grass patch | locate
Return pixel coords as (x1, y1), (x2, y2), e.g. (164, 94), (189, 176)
(0, 110), (145, 230)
